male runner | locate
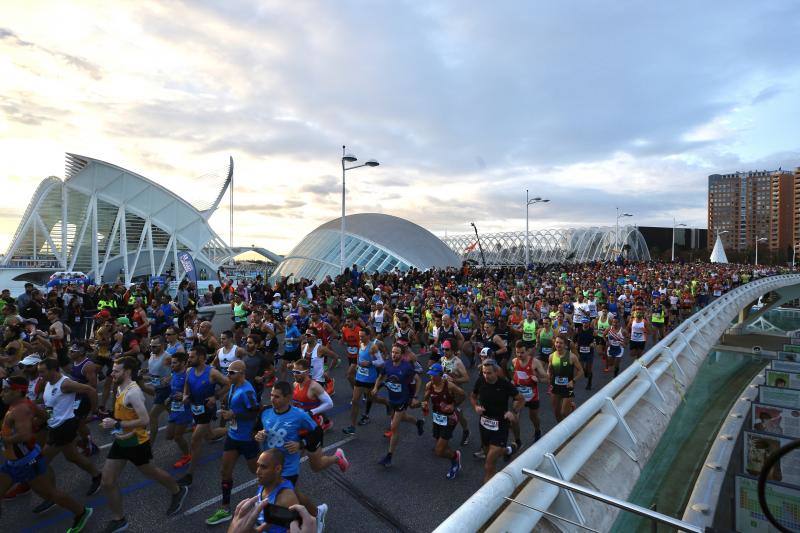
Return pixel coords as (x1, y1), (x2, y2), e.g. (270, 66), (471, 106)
(549, 336), (584, 422)
(510, 340), (549, 445)
(165, 352), (193, 468)
(439, 340), (471, 446)
(422, 363), (465, 479)
(99, 357), (188, 532)
(67, 341), (99, 456)
(573, 320), (596, 390)
(0, 375), (93, 532)
(178, 345), (230, 487)
(252, 448), (300, 533)
(205, 360), (261, 526)
(142, 335), (172, 443)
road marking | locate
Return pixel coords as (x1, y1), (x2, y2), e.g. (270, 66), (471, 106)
(182, 435), (355, 516)
(98, 424), (169, 449)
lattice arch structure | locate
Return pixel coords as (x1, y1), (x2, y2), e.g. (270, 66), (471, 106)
(441, 226), (650, 266)
(1, 154), (243, 284)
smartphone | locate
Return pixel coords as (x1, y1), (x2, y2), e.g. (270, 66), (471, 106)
(263, 503), (300, 527)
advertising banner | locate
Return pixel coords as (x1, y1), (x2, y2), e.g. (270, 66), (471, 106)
(743, 431), (800, 486)
(752, 403), (800, 439)
(759, 386), (800, 409)
(177, 251), (198, 285)
(772, 360), (800, 373)
(766, 370), (800, 390)
(736, 475), (800, 532)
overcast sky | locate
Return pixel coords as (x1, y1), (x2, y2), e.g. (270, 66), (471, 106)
(1, 1), (799, 255)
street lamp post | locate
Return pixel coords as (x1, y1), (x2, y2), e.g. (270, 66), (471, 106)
(525, 190), (549, 268)
(671, 218), (687, 262)
(341, 145), (379, 274)
(615, 208), (633, 256)
(755, 237), (767, 266)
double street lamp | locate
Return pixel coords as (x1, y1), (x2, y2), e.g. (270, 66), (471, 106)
(671, 218), (687, 262)
(615, 208), (633, 255)
(754, 236), (767, 266)
(341, 145), (379, 273)
(525, 190), (549, 267)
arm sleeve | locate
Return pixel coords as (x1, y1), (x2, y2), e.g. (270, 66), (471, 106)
(372, 351), (385, 368)
(310, 390), (333, 416)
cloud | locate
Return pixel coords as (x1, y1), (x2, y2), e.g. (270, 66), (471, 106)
(299, 175), (339, 196)
(0, 27), (102, 79)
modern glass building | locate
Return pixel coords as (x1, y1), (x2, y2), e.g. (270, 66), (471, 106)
(271, 213), (461, 281)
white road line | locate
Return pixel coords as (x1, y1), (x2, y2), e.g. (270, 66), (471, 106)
(182, 435), (355, 516)
(98, 424), (169, 449)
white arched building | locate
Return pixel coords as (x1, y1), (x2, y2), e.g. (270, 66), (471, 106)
(0, 154), (241, 286)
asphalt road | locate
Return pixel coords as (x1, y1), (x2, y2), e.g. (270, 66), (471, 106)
(2, 340), (639, 533)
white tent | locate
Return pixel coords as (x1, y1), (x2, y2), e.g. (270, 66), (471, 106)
(710, 234), (728, 263)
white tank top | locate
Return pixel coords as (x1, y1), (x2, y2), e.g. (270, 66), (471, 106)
(372, 310), (385, 332)
(27, 376), (41, 401)
(217, 345), (238, 374)
(44, 375), (76, 428)
(631, 320), (646, 342)
(302, 343), (325, 381)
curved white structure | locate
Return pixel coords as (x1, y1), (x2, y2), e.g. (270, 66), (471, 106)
(442, 225), (650, 265)
(1, 154), (236, 285)
(436, 274), (800, 533)
(271, 213), (461, 281)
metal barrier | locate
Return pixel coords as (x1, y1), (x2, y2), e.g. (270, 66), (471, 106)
(434, 274), (800, 533)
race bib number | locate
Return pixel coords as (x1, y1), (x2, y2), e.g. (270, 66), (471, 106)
(480, 416), (499, 431)
(73, 399), (82, 411)
(356, 365), (370, 377)
(375, 324), (382, 333)
(579, 346), (590, 353)
(432, 412), (449, 426)
(150, 377), (162, 387)
(227, 418), (238, 431)
(554, 376), (569, 386)
(191, 404), (206, 415)
(542, 347), (553, 355)
(515, 370), (529, 381)
(110, 427), (124, 437)
(347, 347), (358, 355)
(517, 386), (534, 401)
(385, 382), (402, 393)
(170, 401), (184, 412)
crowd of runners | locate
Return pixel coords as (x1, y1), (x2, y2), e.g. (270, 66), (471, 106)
(0, 261), (787, 532)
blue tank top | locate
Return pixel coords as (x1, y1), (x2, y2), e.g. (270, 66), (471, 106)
(457, 313), (472, 335)
(169, 370), (192, 418)
(227, 380), (258, 441)
(255, 479), (295, 532)
(70, 358), (90, 385)
(355, 344), (378, 383)
(187, 366), (215, 404)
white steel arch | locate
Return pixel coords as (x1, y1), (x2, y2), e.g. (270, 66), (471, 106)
(441, 225), (650, 265)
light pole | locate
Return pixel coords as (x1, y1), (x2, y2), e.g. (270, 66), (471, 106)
(341, 145), (379, 274)
(671, 218), (687, 262)
(525, 190), (549, 267)
(615, 208), (633, 256)
(755, 236), (767, 266)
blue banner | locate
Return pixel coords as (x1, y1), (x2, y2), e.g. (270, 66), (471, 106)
(177, 251), (198, 285)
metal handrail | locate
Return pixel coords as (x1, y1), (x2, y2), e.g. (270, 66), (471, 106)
(435, 274), (800, 533)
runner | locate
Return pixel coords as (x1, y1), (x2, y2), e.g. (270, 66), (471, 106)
(281, 315), (302, 380)
(604, 316), (627, 377)
(251, 448), (300, 532)
(548, 336), (584, 422)
(0, 375), (93, 533)
(422, 363), (465, 479)
(205, 360), (262, 526)
(594, 308), (611, 372)
(213, 331), (240, 377)
(572, 320), (596, 390)
(343, 328), (383, 434)
(650, 294), (668, 343)
(471, 358), (524, 483)
(340, 314), (362, 389)
(439, 339), (471, 446)
(67, 341), (99, 456)
(177, 345), (230, 487)
(300, 328), (337, 399)
(372, 344), (424, 467)
(34, 357), (102, 514)
(165, 352), (193, 468)
(99, 357), (189, 532)
(510, 340), (548, 445)
(535, 316), (555, 363)
(142, 335), (172, 443)
(628, 310), (649, 359)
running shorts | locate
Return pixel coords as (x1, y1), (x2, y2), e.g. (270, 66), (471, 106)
(107, 440), (153, 466)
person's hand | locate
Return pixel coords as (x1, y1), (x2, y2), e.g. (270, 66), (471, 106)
(410, 398), (420, 409)
(183, 393), (191, 405)
(567, 380), (574, 389)
(206, 396), (217, 408)
(289, 504), (316, 533)
(220, 409), (233, 421)
(504, 410), (517, 422)
(254, 430), (266, 443)
(101, 417), (116, 430)
(284, 440), (301, 453)
(227, 495), (268, 533)
(475, 405), (485, 416)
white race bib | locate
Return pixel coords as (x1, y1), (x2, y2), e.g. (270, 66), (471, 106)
(579, 346), (590, 353)
(515, 370), (529, 381)
(432, 412), (449, 426)
(170, 401), (184, 412)
(554, 376), (569, 386)
(385, 382), (402, 393)
(227, 418), (238, 431)
(191, 404), (206, 415)
(356, 365), (370, 377)
(542, 347), (553, 355)
(73, 399), (82, 411)
(517, 386), (534, 401)
(480, 416), (499, 431)
(150, 377), (162, 387)
(347, 347), (358, 355)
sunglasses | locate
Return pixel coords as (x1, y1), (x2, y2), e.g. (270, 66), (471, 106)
(291, 370), (308, 375)
(227, 370), (242, 376)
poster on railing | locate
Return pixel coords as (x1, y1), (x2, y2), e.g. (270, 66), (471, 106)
(736, 475), (800, 532)
(759, 385), (800, 409)
(784, 344), (800, 354)
(752, 403), (800, 438)
(766, 370), (800, 390)
(744, 431), (800, 486)
(772, 360), (800, 373)
(779, 352), (800, 362)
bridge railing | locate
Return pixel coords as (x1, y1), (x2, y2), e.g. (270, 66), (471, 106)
(435, 273), (800, 533)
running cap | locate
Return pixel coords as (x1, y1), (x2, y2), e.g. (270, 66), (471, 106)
(116, 316), (132, 327)
(23, 318), (38, 325)
(358, 297), (365, 302)
(480, 347), (494, 357)
(441, 340), (452, 349)
(20, 353), (43, 366)
(376, 300), (383, 305)
(273, 292), (281, 298)
(427, 363), (444, 376)
(94, 309), (111, 320)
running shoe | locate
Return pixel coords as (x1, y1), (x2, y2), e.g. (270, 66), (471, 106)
(460, 429), (470, 447)
(416, 419), (425, 436)
(504, 442), (519, 463)
(205, 508), (232, 525)
(316, 503), (328, 533)
(325, 378), (335, 396)
(101, 517), (128, 533)
(67, 506), (93, 533)
(446, 450), (462, 480)
(378, 454), (392, 468)
(472, 450), (486, 460)
(87, 474), (102, 496)
(357, 414), (370, 426)
(383, 429), (393, 438)
(167, 485), (189, 516)
(335, 448), (350, 473)
(173, 455), (192, 469)
(4, 483), (30, 499)
(342, 426), (356, 435)
(32, 499), (55, 514)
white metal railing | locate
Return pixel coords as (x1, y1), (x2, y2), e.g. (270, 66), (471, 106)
(435, 273), (800, 533)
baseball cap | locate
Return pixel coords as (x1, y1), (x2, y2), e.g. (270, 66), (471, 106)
(441, 340), (452, 350)
(273, 292), (281, 298)
(480, 347), (494, 358)
(23, 318), (38, 326)
(94, 309), (111, 320)
(20, 353), (43, 366)
(116, 317), (132, 327)
(427, 363), (444, 377)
